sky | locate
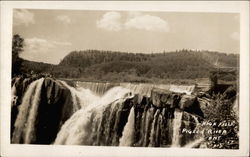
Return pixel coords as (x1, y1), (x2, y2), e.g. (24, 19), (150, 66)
(13, 9), (240, 64)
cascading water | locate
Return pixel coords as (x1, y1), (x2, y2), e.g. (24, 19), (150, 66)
(54, 87), (134, 145)
(11, 77), (203, 148)
(60, 81), (100, 111)
(12, 78), (44, 144)
(24, 78), (45, 144)
(142, 107), (155, 146)
(77, 82), (195, 97)
(119, 107), (135, 146)
(169, 85), (196, 95)
(148, 110), (161, 147)
(76, 82), (117, 96)
(171, 111), (183, 147)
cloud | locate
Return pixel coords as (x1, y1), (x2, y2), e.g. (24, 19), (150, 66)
(125, 14), (169, 32)
(230, 32), (240, 41)
(55, 15), (72, 24)
(13, 9), (35, 26)
(23, 37), (72, 54)
(96, 11), (169, 32)
(20, 37), (72, 64)
(96, 11), (122, 31)
(25, 38), (52, 53)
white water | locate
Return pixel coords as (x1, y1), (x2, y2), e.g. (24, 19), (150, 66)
(54, 86), (134, 145)
(78, 82), (195, 97)
(76, 82), (116, 95)
(149, 110), (160, 147)
(169, 85), (196, 95)
(24, 78), (44, 143)
(11, 77), (21, 107)
(119, 107), (135, 146)
(12, 78), (44, 143)
(171, 111), (183, 147)
(142, 108), (154, 146)
(184, 138), (204, 148)
(60, 81), (100, 111)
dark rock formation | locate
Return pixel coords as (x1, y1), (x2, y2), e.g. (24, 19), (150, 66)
(150, 88), (204, 117)
(179, 95), (204, 117)
(11, 77), (75, 144)
(150, 88), (182, 108)
(34, 78), (75, 144)
(179, 95), (196, 109)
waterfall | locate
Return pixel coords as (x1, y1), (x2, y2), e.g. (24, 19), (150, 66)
(142, 108), (155, 146)
(60, 81), (80, 112)
(54, 86), (134, 145)
(24, 78), (44, 143)
(169, 85), (195, 95)
(119, 107), (135, 146)
(149, 110), (160, 147)
(11, 78), (203, 147)
(77, 81), (195, 97)
(53, 107), (94, 145)
(184, 138), (204, 148)
(171, 110), (183, 147)
(76, 82), (116, 96)
(121, 83), (158, 97)
(12, 78), (44, 144)
(60, 81), (99, 111)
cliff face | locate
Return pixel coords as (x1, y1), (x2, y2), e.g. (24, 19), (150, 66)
(11, 77), (204, 147)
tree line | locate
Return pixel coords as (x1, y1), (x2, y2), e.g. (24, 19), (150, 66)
(12, 34), (239, 83)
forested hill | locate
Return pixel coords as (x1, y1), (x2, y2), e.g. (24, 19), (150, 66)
(59, 50), (238, 68)
(22, 49), (239, 83)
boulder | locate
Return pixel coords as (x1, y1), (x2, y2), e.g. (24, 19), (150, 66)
(179, 95), (197, 110)
(179, 95), (204, 117)
(150, 88), (182, 108)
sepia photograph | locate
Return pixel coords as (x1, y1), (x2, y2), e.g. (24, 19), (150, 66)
(1, 1), (249, 157)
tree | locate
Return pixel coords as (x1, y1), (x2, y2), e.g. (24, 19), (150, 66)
(12, 34), (24, 76)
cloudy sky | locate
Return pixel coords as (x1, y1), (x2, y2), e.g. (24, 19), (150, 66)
(13, 9), (240, 64)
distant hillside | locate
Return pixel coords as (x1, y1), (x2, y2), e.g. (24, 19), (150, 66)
(21, 49), (239, 83)
(21, 59), (56, 73)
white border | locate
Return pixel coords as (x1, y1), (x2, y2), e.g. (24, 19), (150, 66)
(1, 1), (249, 157)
